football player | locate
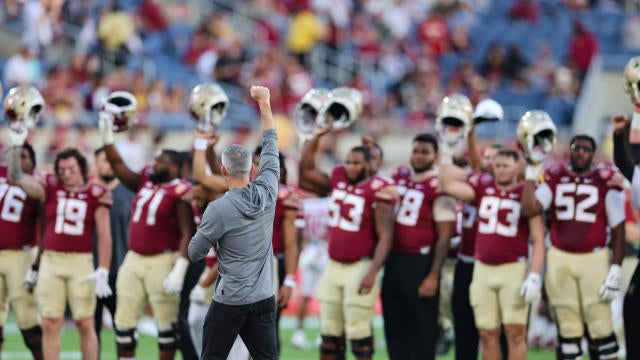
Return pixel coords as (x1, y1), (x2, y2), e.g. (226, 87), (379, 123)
(522, 115), (625, 359)
(99, 91), (194, 360)
(441, 148), (545, 360)
(6, 86), (113, 360)
(92, 147), (135, 354)
(299, 124), (395, 360)
(381, 133), (457, 360)
(291, 193), (330, 349)
(0, 141), (42, 360)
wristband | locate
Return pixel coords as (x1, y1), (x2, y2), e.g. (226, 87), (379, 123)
(525, 165), (540, 181)
(194, 138), (208, 150)
(283, 274), (296, 288)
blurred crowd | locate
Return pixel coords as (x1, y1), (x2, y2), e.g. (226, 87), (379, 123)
(0, 0), (635, 138)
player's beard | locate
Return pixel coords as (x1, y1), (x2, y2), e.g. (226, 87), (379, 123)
(412, 163), (433, 174)
(348, 168), (368, 185)
(99, 174), (116, 183)
(149, 169), (172, 184)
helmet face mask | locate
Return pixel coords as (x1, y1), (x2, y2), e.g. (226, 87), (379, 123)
(188, 83), (229, 132)
(624, 56), (640, 105)
(103, 91), (138, 132)
(516, 110), (557, 163)
(3, 86), (45, 131)
(435, 94), (472, 147)
(316, 87), (363, 131)
(294, 88), (330, 138)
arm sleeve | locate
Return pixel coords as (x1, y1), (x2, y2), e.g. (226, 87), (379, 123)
(433, 195), (457, 222)
(255, 129), (280, 199)
(606, 189), (626, 228)
(188, 205), (223, 262)
(613, 131), (636, 181)
(535, 183), (553, 211)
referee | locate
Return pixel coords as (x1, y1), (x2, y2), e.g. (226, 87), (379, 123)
(188, 85), (279, 360)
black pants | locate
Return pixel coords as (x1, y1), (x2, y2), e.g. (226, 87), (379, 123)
(179, 260), (205, 360)
(382, 252), (439, 360)
(94, 274), (117, 357)
(625, 261), (640, 359)
(451, 261), (478, 360)
(202, 296), (277, 360)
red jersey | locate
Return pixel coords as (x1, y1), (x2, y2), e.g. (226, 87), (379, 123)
(540, 164), (624, 253)
(470, 174), (529, 265)
(43, 175), (111, 253)
(0, 165), (38, 249)
(272, 185), (299, 256)
(205, 247), (217, 268)
(128, 169), (192, 255)
(327, 166), (393, 263)
(392, 166), (443, 254)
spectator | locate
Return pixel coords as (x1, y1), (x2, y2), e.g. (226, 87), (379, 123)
(624, 14), (640, 50)
(98, 5), (136, 69)
(22, 0), (54, 49)
(528, 43), (557, 90)
(138, 0), (168, 34)
(214, 38), (246, 85)
(195, 42), (219, 79)
(286, 4), (325, 67)
(417, 9), (450, 59)
(3, 46), (42, 87)
(503, 44), (528, 80)
(568, 20), (598, 77)
(481, 42), (505, 78)
(509, 0), (540, 23)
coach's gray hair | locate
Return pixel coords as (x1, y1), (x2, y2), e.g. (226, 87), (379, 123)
(221, 144), (252, 178)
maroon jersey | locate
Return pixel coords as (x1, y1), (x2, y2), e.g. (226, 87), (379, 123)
(272, 185), (299, 256)
(205, 247), (217, 268)
(43, 175), (111, 252)
(470, 173), (529, 265)
(392, 166), (442, 254)
(327, 165), (393, 263)
(541, 164), (623, 252)
(0, 165), (38, 249)
(128, 169), (192, 255)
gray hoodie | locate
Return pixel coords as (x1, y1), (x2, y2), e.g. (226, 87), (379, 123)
(188, 129), (279, 305)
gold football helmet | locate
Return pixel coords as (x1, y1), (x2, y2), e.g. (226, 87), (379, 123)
(103, 91), (138, 132)
(435, 93), (473, 146)
(188, 83), (229, 131)
(294, 88), (330, 138)
(316, 87), (363, 131)
(624, 56), (640, 104)
(516, 110), (557, 163)
(3, 85), (45, 130)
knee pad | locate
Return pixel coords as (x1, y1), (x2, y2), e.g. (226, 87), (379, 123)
(115, 327), (137, 355)
(157, 323), (179, 352)
(588, 333), (619, 360)
(557, 336), (583, 360)
(20, 326), (42, 351)
(320, 335), (345, 356)
(351, 337), (374, 358)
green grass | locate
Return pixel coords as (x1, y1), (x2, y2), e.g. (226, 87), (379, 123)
(1, 315), (560, 359)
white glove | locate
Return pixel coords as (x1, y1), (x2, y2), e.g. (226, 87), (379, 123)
(22, 265), (38, 291)
(520, 272), (542, 304)
(9, 124), (28, 146)
(163, 257), (189, 294)
(599, 264), (622, 302)
(525, 164), (542, 181)
(98, 103), (119, 145)
(87, 267), (112, 298)
(189, 284), (208, 303)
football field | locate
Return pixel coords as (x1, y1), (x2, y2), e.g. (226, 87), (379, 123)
(0, 315), (562, 359)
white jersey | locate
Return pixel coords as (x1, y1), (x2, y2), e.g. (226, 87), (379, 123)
(298, 197), (330, 242)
